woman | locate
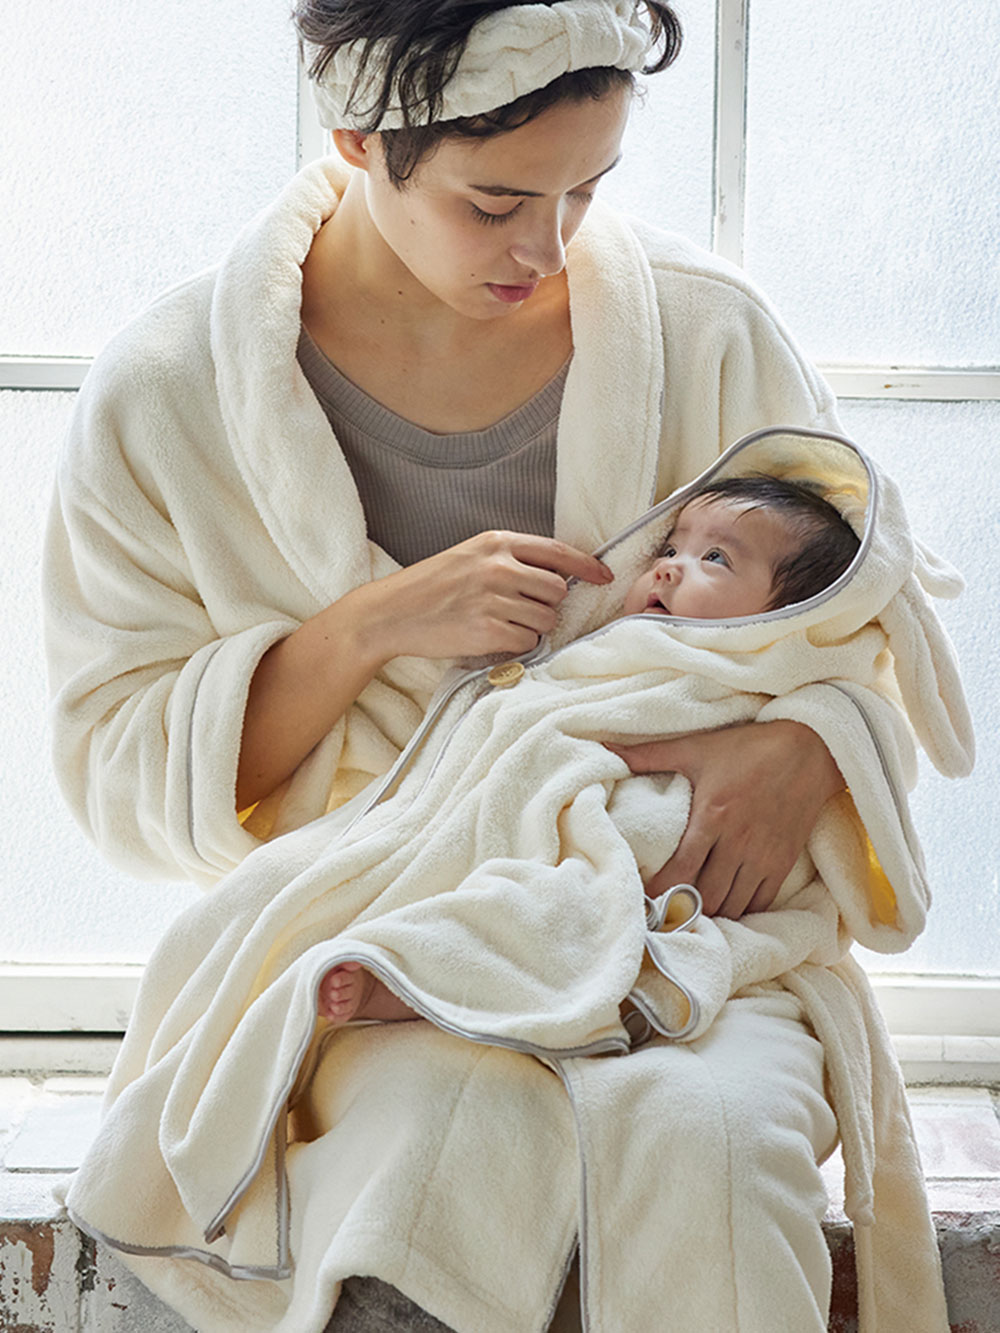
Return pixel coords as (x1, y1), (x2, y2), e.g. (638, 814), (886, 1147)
(45, 2), (882, 1329)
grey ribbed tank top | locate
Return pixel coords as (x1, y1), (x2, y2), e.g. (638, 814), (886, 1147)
(298, 325), (566, 567)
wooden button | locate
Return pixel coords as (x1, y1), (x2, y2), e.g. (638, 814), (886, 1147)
(487, 661), (525, 688)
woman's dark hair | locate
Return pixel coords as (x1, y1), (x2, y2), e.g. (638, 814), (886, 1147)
(293, 1), (682, 185)
(676, 474), (861, 610)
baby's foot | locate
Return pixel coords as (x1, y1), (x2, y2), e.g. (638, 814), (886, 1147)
(317, 961), (417, 1024)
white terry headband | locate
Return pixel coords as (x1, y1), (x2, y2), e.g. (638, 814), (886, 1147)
(310, 0), (652, 131)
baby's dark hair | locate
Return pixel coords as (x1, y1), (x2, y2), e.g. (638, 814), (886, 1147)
(677, 474), (861, 611)
(293, 1), (682, 185)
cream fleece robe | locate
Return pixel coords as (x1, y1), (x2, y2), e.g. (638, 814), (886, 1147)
(46, 161), (959, 1332)
(57, 424), (971, 1332)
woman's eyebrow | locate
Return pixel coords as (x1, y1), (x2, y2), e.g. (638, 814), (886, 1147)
(469, 154), (622, 198)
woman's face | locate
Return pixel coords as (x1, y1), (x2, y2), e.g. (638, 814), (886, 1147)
(348, 87), (631, 320)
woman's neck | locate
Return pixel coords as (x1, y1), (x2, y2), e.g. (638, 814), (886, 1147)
(300, 173), (573, 432)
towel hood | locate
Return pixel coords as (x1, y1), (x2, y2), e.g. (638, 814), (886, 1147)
(553, 426), (974, 779)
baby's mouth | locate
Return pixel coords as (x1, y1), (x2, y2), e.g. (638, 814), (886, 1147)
(645, 592), (670, 614)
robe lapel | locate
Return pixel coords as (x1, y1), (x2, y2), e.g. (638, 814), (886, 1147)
(211, 165), (665, 600)
(556, 199), (664, 552)
(210, 159), (371, 607)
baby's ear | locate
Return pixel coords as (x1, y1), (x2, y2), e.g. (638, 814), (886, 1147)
(878, 576), (974, 779)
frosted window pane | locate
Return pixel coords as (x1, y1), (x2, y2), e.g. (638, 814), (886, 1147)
(1, 391), (199, 962)
(3, 3), (299, 357)
(601, 5), (715, 249)
(835, 399), (1000, 975)
(5, 393), (998, 972)
(744, 1), (1000, 366)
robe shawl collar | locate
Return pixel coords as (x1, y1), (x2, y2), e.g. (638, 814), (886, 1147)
(210, 159), (664, 603)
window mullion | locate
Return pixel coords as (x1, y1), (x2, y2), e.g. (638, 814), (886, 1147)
(712, 0), (749, 267)
(297, 53), (329, 168)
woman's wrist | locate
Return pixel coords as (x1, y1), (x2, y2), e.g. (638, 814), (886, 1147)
(761, 718), (846, 803)
(330, 578), (406, 675)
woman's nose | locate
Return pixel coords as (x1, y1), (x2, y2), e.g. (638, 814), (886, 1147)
(509, 209), (567, 277)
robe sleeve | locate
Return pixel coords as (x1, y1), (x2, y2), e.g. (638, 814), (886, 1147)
(41, 310), (302, 885)
(44, 431), (286, 885)
(43, 305), (442, 885)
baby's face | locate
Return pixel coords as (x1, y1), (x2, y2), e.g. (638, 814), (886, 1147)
(622, 497), (793, 620)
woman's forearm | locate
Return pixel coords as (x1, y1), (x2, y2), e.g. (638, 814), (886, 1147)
(236, 583), (391, 811)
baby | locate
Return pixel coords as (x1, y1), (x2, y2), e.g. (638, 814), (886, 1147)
(622, 473), (860, 621)
(318, 474), (860, 1023)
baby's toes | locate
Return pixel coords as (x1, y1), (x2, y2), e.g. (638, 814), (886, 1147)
(319, 967), (362, 1022)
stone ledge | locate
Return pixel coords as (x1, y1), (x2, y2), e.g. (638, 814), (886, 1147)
(2, 1191), (998, 1333)
(0, 1206), (190, 1333)
(2, 1079), (999, 1332)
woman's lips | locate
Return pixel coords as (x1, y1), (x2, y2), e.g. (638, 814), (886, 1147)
(487, 281), (538, 304)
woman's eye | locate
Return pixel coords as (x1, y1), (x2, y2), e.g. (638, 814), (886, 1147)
(470, 202), (522, 225)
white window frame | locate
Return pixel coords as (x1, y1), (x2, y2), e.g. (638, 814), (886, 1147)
(2, 965), (997, 1084)
(4, 5), (996, 1082)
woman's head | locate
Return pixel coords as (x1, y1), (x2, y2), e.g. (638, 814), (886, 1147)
(334, 83), (632, 320)
(294, 1), (681, 185)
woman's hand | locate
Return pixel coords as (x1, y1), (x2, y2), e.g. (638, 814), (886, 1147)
(606, 721), (845, 920)
(238, 531), (610, 810)
(356, 530), (613, 664)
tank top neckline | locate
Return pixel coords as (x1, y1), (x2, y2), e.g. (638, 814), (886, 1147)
(298, 323), (572, 467)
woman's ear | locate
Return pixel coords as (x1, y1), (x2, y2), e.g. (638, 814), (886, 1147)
(332, 129), (375, 171)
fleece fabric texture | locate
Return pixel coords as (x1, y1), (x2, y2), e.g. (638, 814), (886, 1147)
(311, 0), (651, 131)
(44, 163), (972, 1332)
(59, 424), (972, 1331)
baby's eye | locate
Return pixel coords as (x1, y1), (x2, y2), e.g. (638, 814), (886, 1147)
(661, 543), (676, 558)
(703, 548), (729, 566)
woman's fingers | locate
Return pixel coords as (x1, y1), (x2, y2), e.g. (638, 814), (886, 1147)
(505, 532), (613, 587)
(743, 877), (784, 916)
(650, 828), (786, 920)
(500, 595), (560, 636)
(615, 722), (842, 922)
(367, 529), (612, 661)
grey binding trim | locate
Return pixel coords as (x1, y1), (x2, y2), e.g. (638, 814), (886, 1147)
(66, 1207), (291, 1282)
(629, 884), (704, 1042)
(583, 424), (879, 627)
(643, 882), (701, 932)
(203, 951), (630, 1244)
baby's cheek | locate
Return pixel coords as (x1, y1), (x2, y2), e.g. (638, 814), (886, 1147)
(621, 576), (647, 615)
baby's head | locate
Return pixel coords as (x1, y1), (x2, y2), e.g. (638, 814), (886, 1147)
(622, 475), (860, 621)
